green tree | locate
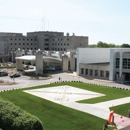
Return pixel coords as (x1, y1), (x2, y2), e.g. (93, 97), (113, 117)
(121, 43), (130, 48)
(97, 41), (115, 48)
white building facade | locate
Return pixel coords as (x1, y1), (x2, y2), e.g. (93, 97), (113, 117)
(77, 48), (130, 81)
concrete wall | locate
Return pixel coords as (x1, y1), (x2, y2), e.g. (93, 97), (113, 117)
(77, 48), (110, 75)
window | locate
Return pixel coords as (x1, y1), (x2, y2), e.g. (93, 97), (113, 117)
(64, 43), (66, 45)
(31, 43), (32, 45)
(128, 59), (130, 69)
(45, 39), (49, 41)
(95, 70), (98, 76)
(61, 43), (62, 45)
(19, 43), (21, 45)
(81, 68), (84, 74)
(27, 43), (29, 45)
(123, 58), (127, 69)
(64, 48), (66, 51)
(10, 43), (12, 45)
(23, 39), (25, 41)
(35, 39), (36, 41)
(67, 43), (69, 46)
(27, 39), (29, 41)
(58, 43), (59, 45)
(19, 39), (21, 40)
(61, 48), (62, 50)
(31, 39), (32, 41)
(61, 39), (63, 41)
(45, 43), (49, 45)
(55, 43), (57, 45)
(15, 43), (17, 45)
(23, 43), (25, 45)
(15, 39), (17, 40)
(85, 69), (88, 75)
(10, 38), (12, 40)
(116, 58), (120, 68)
(106, 71), (109, 78)
(67, 38), (69, 41)
(90, 69), (93, 76)
(100, 70), (104, 77)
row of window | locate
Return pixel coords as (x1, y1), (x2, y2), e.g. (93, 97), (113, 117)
(52, 38), (69, 41)
(10, 48), (37, 50)
(81, 68), (109, 78)
(10, 38), (36, 41)
(52, 48), (66, 51)
(52, 43), (69, 46)
(10, 43), (37, 46)
(116, 58), (130, 69)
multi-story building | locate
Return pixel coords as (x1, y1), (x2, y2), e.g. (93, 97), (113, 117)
(0, 31), (88, 53)
(27, 31), (88, 51)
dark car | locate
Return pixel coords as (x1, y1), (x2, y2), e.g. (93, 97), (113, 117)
(10, 73), (21, 78)
(0, 72), (8, 77)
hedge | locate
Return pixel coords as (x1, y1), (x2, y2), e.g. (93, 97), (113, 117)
(0, 98), (44, 130)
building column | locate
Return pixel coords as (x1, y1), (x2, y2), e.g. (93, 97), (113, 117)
(70, 52), (75, 71)
(98, 70), (101, 78)
(93, 70), (95, 77)
(58, 51), (63, 59)
(16, 49), (23, 70)
(12, 50), (15, 62)
(62, 55), (68, 71)
(48, 51), (52, 57)
(119, 51), (123, 78)
(36, 50), (43, 75)
(109, 49), (116, 81)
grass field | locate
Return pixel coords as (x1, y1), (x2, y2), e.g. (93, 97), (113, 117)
(0, 82), (130, 130)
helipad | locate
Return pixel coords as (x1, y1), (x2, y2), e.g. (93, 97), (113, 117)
(24, 85), (105, 104)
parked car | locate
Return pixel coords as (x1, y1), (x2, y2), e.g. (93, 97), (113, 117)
(10, 73), (21, 78)
(0, 72), (8, 77)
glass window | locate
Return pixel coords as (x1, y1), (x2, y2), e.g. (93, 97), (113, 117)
(85, 69), (88, 75)
(81, 68), (84, 74)
(100, 70), (104, 77)
(106, 71), (109, 78)
(90, 69), (93, 76)
(116, 58), (120, 68)
(123, 58), (127, 69)
(95, 70), (98, 76)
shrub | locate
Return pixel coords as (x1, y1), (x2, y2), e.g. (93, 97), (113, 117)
(0, 98), (43, 130)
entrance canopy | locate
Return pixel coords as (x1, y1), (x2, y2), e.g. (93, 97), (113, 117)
(16, 55), (62, 64)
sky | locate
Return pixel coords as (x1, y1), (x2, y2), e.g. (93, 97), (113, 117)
(0, 0), (130, 45)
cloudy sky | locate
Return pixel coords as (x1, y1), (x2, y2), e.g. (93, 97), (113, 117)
(0, 0), (130, 45)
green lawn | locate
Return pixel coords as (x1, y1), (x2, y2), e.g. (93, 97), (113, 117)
(0, 82), (129, 130)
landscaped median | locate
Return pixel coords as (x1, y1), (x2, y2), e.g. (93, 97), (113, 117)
(0, 81), (130, 130)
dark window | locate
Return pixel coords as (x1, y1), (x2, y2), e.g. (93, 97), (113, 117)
(116, 58), (120, 68)
(10, 38), (12, 40)
(55, 43), (57, 45)
(61, 43), (62, 45)
(23, 43), (25, 45)
(95, 70), (98, 76)
(85, 69), (88, 75)
(67, 44), (69, 46)
(106, 71), (109, 78)
(23, 39), (25, 40)
(31, 39), (32, 41)
(61, 39), (63, 41)
(45, 39), (49, 41)
(81, 68), (84, 74)
(27, 43), (29, 45)
(90, 69), (93, 76)
(35, 39), (36, 41)
(35, 48), (36, 50)
(100, 70), (104, 77)
(67, 38), (69, 41)
(19, 43), (21, 45)
(10, 43), (12, 45)
(64, 43), (66, 45)
(27, 39), (29, 41)
(19, 39), (21, 40)
(123, 58), (127, 69)
(15, 43), (17, 45)
(45, 43), (49, 45)
(31, 43), (32, 45)
(15, 39), (16, 40)
(64, 48), (66, 51)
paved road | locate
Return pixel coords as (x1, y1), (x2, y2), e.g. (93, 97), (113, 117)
(0, 72), (130, 91)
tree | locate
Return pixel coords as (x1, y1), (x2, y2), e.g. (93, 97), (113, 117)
(97, 41), (115, 48)
(121, 43), (130, 48)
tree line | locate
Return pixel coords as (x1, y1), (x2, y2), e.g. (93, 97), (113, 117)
(89, 41), (130, 48)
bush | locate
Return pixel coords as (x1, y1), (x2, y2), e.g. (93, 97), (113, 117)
(0, 98), (44, 130)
